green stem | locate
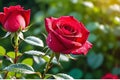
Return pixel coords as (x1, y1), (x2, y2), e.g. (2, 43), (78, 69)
(42, 53), (55, 78)
(14, 46), (18, 64)
(3, 71), (8, 79)
(36, 72), (42, 79)
(4, 33), (19, 78)
(13, 33), (19, 78)
(14, 33), (19, 64)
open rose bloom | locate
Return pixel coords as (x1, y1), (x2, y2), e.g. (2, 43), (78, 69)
(45, 16), (92, 55)
(0, 5), (30, 32)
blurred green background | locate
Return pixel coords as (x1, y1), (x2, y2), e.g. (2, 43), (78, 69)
(0, 0), (120, 79)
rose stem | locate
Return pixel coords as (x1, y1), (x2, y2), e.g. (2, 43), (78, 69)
(13, 33), (19, 78)
(3, 71), (8, 79)
(3, 33), (19, 79)
(14, 33), (19, 64)
(42, 53), (55, 78)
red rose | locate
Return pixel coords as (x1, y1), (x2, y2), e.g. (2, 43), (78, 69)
(0, 5), (30, 32)
(45, 16), (92, 55)
(102, 73), (118, 79)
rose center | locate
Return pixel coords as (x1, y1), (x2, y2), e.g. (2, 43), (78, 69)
(64, 26), (74, 32)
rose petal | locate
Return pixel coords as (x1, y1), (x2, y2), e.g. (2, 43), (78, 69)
(0, 12), (5, 24)
(53, 31), (82, 49)
(45, 17), (57, 33)
(4, 5), (23, 13)
(4, 13), (26, 32)
(62, 41), (92, 55)
(3, 5), (24, 23)
(76, 22), (89, 44)
(45, 16), (83, 49)
(2, 5), (30, 26)
(46, 16), (89, 45)
(57, 16), (84, 33)
(47, 32), (65, 52)
(58, 16), (89, 44)
(21, 9), (31, 26)
(56, 27), (82, 41)
(45, 16), (80, 33)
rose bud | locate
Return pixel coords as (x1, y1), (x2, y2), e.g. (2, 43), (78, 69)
(45, 16), (92, 55)
(0, 5), (30, 32)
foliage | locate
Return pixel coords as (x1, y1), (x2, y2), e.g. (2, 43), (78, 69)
(0, 0), (120, 79)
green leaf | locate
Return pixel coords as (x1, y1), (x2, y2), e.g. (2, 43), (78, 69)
(0, 46), (6, 56)
(16, 73), (22, 78)
(7, 72), (15, 78)
(52, 58), (59, 65)
(87, 53), (104, 69)
(53, 73), (74, 79)
(22, 23), (33, 32)
(24, 36), (44, 47)
(18, 32), (24, 40)
(1, 56), (13, 69)
(51, 67), (61, 75)
(65, 54), (76, 60)
(0, 74), (2, 79)
(24, 50), (44, 56)
(10, 33), (15, 44)
(59, 54), (69, 62)
(2, 32), (11, 39)
(45, 74), (53, 79)
(55, 52), (60, 62)
(2, 55), (13, 63)
(7, 51), (21, 59)
(22, 58), (33, 66)
(33, 56), (46, 72)
(51, 54), (70, 66)
(4, 63), (35, 74)
(68, 68), (83, 79)
(33, 56), (46, 65)
(42, 55), (50, 62)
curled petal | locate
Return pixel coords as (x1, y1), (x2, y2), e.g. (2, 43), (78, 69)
(53, 31), (82, 49)
(4, 5), (23, 13)
(21, 9), (31, 26)
(47, 32), (65, 52)
(45, 17), (57, 33)
(62, 41), (92, 55)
